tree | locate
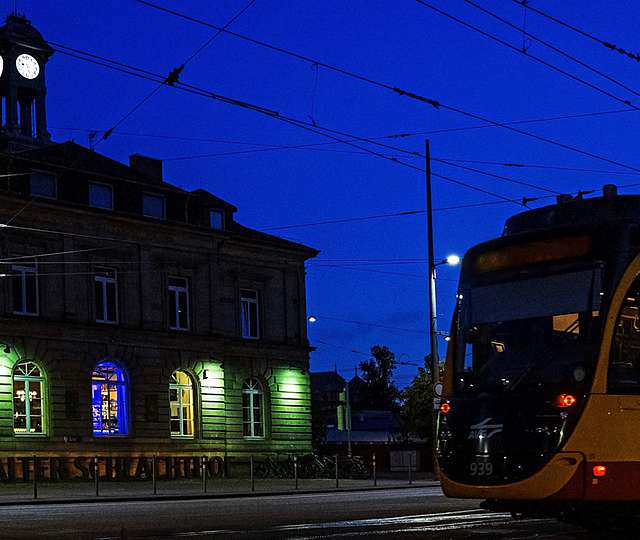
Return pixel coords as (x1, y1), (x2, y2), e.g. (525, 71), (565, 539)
(402, 362), (434, 441)
(352, 345), (401, 410)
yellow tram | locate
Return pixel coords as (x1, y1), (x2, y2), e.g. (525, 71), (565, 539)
(438, 186), (640, 523)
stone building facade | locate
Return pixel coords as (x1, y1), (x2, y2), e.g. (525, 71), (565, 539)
(0, 15), (317, 474)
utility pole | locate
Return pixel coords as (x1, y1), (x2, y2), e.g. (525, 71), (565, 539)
(346, 376), (352, 458)
(426, 139), (439, 385)
(426, 139), (440, 478)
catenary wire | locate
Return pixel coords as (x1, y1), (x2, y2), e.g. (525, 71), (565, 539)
(414, 0), (638, 110)
(514, 0), (640, 63)
(132, 0), (640, 175)
(464, 0), (640, 98)
(97, 0), (257, 145)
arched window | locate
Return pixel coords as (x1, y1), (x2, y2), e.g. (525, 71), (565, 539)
(242, 378), (264, 438)
(170, 370), (194, 437)
(92, 361), (128, 436)
(13, 361), (45, 434)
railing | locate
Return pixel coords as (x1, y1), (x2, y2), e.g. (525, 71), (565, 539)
(0, 454), (426, 502)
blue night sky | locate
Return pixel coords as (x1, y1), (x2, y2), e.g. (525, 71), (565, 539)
(11, 0), (640, 387)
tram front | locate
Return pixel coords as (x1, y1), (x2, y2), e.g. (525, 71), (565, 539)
(438, 230), (608, 507)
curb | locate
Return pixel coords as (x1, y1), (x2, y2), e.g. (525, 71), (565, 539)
(0, 481), (440, 506)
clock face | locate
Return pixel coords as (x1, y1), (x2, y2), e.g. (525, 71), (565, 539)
(16, 54), (39, 79)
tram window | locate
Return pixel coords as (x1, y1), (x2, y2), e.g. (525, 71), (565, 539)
(610, 276), (640, 393)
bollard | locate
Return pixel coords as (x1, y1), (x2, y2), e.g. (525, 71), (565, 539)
(334, 455), (339, 489)
(33, 456), (38, 500)
(152, 456), (157, 495)
(294, 456), (298, 490)
(202, 456), (207, 493)
(373, 454), (377, 487)
(94, 457), (100, 497)
(250, 456), (255, 492)
(408, 454), (413, 485)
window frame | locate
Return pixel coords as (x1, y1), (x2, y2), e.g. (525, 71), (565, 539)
(94, 267), (119, 324)
(168, 276), (190, 331)
(91, 361), (128, 437)
(29, 172), (57, 199)
(142, 192), (166, 220)
(209, 209), (225, 231)
(242, 378), (265, 439)
(169, 370), (195, 438)
(11, 263), (38, 316)
(88, 181), (114, 210)
(240, 289), (260, 339)
(12, 360), (47, 436)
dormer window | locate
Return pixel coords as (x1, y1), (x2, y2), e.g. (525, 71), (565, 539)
(89, 182), (113, 210)
(143, 193), (165, 220)
(30, 173), (56, 199)
(210, 209), (224, 231)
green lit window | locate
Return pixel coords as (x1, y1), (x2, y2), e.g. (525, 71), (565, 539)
(13, 361), (46, 435)
(242, 378), (264, 438)
(170, 370), (194, 437)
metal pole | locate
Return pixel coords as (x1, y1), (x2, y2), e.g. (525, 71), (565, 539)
(202, 456), (207, 493)
(294, 455), (298, 490)
(250, 456), (255, 492)
(152, 456), (157, 495)
(334, 455), (339, 489)
(94, 457), (99, 497)
(32, 456), (37, 499)
(408, 454), (413, 485)
(426, 139), (440, 480)
(346, 380), (352, 458)
(372, 454), (377, 487)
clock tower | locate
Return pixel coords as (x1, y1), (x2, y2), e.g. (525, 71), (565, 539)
(0, 14), (53, 147)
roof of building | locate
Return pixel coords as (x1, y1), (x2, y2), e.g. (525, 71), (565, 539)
(3, 140), (319, 257)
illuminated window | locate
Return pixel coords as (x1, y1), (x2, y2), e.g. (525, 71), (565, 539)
(13, 361), (45, 435)
(240, 289), (259, 339)
(168, 277), (189, 330)
(92, 362), (127, 436)
(170, 370), (194, 437)
(12, 264), (38, 315)
(94, 268), (118, 324)
(242, 378), (264, 438)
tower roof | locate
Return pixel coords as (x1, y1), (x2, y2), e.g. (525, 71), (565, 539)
(0, 14), (53, 56)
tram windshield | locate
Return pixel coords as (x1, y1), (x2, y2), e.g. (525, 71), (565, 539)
(455, 268), (604, 394)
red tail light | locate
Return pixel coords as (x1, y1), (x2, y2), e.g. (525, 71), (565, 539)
(439, 403), (451, 414)
(556, 394), (577, 408)
(593, 465), (607, 478)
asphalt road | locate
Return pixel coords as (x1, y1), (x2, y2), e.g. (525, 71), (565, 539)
(0, 486), (626, 539)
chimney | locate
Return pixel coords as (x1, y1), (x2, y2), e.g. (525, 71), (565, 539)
(556, 194), (573, 205)
(129, 154), (163, 182)
(603, 184), (618, 198)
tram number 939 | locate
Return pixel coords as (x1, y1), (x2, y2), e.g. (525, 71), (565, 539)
(469, 461), (493, 476)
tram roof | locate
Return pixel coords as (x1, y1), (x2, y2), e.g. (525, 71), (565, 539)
(503, 192), (640, 237)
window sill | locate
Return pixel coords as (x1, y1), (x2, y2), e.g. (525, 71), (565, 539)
(169, 327), (191, 332)
(170, 435), (195, 440)
(12, 311), (39, 317)
(92, 433), (129, 438)
(14, 433), (48, 438)
(96, 320), (119, 325)
(243, 436), (266, 441)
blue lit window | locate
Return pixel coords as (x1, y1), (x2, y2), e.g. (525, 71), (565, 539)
(92, 361), (127, 436)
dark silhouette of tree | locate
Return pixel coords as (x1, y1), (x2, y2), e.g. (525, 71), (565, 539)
(351, 345), (401, 410)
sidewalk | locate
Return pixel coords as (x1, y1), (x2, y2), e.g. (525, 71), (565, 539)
(0, 475), (440, 505)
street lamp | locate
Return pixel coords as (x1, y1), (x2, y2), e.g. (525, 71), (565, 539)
(308, 315), (318, 323)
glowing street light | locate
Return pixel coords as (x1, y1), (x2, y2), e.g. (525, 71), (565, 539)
(308, 315), (318, 323)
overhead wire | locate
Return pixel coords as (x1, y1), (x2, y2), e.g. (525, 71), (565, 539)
(514, 0), (640, 64)
(464, 0), (640, 98)
(97, 0), (257, 145)
(415, 0), (638, 110)
(131, 0), (640, 176)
